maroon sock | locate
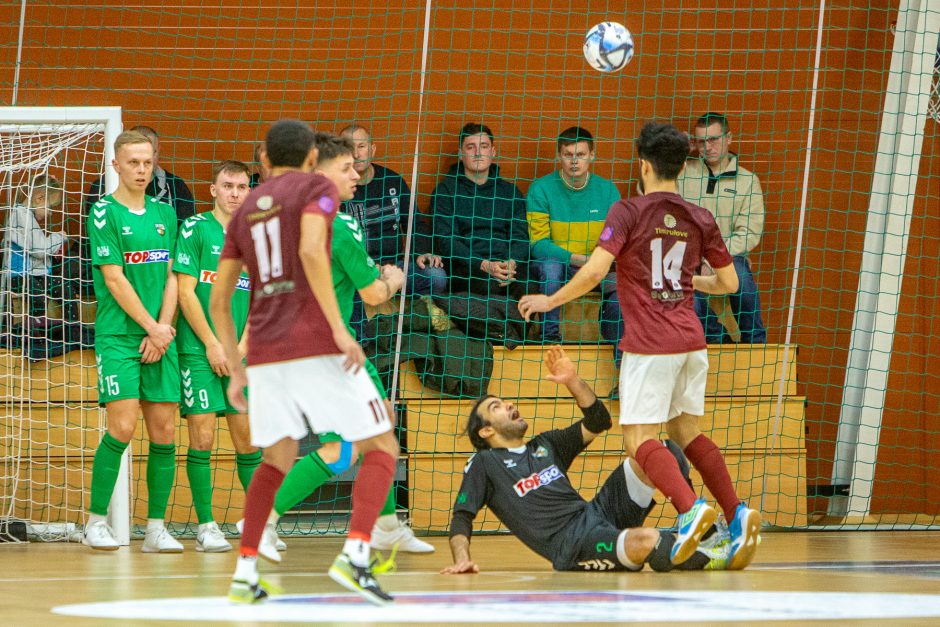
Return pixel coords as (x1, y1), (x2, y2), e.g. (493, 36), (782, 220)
(684, 434), (739, 519)
(635, 439), (697, 513)
(348, 450), (397, 541)
(239, 463), (285, 557)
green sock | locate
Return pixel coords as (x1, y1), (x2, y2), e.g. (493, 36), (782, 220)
(186, 448), (213, 524)
(235, 450), (262, 492)
(89, 432), (129, 516)
(274, 451), (333, 516)
(380, 482), (397, 517)
(147, 442), (176, 520)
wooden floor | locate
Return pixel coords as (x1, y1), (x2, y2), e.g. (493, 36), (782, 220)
(4, 531), (940, 625)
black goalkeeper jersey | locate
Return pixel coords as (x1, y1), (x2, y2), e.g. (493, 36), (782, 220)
(452, 422), (592, 564)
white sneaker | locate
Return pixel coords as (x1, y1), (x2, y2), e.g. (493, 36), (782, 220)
(371, 519), (434, 553)
(142, 525), (184, 553)
(236, 518), (282, 563)
(83, 520), (119, 551)
(196, 522), (232, 553)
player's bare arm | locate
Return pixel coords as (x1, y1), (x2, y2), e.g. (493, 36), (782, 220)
(178, 273), (229, 377)
(518, 247), (615, 320)
(209, 256), (246, 411)
(358, 264), (405, 306)
(543, 346), (606, 445)
(692, 261), (739, 295)
(100, 264), (176, 353)
(441, 534), (480, 575)
(299, 212), (365, 372)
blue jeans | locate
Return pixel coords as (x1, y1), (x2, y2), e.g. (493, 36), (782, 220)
(535, 259), (623, 365)
(694, 255), (766, 344)
(350, 260), (448, 344)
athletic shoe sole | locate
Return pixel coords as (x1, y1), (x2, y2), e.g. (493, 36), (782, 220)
(328, 564), (393, 607)
(728, 509), (762, 570)
(671, 506), (717, 565)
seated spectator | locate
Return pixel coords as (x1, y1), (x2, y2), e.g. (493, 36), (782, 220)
(2, 174), (70, 326)
(339, 125), (447, 342)
(677, 112), (766, 344)
(527, 126), (624, 362)
(430, 122), (531, 301)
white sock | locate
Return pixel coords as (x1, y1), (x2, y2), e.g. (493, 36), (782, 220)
(146, 519), (165, 532)
(87, 513), (107, 526)
(623, 459), (656, 508)
(374, 514), (398, 531)
(343, 538), (371, 567)
(233, 555), (258, 585)
(266, 510), (280, 526)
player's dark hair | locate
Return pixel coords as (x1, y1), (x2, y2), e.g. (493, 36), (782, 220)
(458, 122), (494, 147)
(557, 126), (594, 152)
(635, 122), (690, 181)
(212, 159), (251, 183)
(695, 112), (730, 134)
(465, 395), (496, 450)
(265, 119), (316, 168)
(312, 131), (354, 165)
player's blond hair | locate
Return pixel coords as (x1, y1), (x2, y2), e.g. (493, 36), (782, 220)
(113, 130), (154, 156)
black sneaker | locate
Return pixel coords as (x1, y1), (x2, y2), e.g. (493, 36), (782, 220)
(328, 552), (394, 605)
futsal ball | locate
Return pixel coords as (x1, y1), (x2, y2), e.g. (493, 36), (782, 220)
(583, 21), (634, 73)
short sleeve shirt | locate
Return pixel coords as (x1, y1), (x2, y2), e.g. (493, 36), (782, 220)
(174, 212), (251, 355)
(220, 170), (340, 366)
(452, 423), (589, 564)
(597, 191), (732, 354)
(331, 213), (380, 337)
(88, 194), (178, 337)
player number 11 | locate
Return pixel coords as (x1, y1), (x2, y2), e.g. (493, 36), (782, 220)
(650, 238), (687, 291)
(250, 218), (284, 283)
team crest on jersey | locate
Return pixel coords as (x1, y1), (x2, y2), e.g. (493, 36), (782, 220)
(663, 214), (677, 228)
(123, 249), (170, 264)
(513, 464), (563, 497)
(155, 223), (166, 236)
(599, 226), (613, 241)
(96, 245), (110, 257)
(318, 195), (335, 213)
(533, 446), (548, 459)
(256, 195), (273, 210)
(199, 269), (251, 291)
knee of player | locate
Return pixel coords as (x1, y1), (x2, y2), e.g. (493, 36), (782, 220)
(186, 419), (216, 450)
(625, 527), (659, 559)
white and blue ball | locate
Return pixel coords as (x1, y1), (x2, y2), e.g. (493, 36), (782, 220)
(583, 21), (635, 73)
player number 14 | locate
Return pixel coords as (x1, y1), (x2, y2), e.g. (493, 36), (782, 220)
(650, 238), (687, 291)
(250, 218), (284, 283)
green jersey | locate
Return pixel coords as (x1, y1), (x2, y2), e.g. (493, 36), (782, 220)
(332, 213), (380, 336)
(174, 212), (251, 355)
(89, 194), (178, 337)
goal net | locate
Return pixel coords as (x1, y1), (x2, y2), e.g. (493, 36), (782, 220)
(0, 107), (122, 542)
(2, 1), (939, 543)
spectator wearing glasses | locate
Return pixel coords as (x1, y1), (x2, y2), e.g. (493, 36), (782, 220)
(677, 112), (766, 344)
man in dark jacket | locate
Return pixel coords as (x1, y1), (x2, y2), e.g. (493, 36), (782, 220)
(430, 123), (531, 300)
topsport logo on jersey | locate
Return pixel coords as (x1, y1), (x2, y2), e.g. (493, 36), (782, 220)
(514, 465), (563, 497)
(123, 249), (170, 264)
(199, 270), (251, 291)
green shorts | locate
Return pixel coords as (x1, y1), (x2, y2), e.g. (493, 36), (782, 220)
(179, 352), (244, 416)
(319, 358), (386, 443)
(95, 334), (180, 404)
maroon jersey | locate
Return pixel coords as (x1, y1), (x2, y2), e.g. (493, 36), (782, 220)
(221, 170), (340, 365)
(597, 191), (732, 355)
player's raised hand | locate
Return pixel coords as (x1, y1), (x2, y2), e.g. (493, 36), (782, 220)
(440, 560), (480, 575)
(518, 293), (551, 321)
(227, 366), (249, 412)
(333, 327), (365, 373)
(544, 346), (577, 385)
(206, 340), (230, 377)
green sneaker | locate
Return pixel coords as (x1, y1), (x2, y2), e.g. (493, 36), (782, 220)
(227, 577), (279, 604)
(698, 519), (732, 570)
(328, 552), (394, 606)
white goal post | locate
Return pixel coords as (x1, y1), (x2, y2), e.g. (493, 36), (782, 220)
(0, 106), (129, 544)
